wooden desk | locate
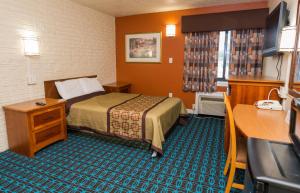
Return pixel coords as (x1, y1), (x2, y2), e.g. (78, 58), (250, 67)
(228, 75), (284, 108)
(231, 104), (290, 144)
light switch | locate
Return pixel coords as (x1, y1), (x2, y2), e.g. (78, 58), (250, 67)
(27, 72), (37, 85)
(26, 61), (37, 85)
(27, 69), (36, 85)
(168, 57), (173, 64)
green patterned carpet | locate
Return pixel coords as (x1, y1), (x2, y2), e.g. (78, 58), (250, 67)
(0, 116), (243, 192)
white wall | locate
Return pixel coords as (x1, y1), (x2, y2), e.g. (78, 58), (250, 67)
(263, 0), (298, 81)
(0, 0), (116, 152)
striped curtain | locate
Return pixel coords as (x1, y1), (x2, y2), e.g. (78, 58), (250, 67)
(229, 29), (264, 76)
(183, 32), (219, 92)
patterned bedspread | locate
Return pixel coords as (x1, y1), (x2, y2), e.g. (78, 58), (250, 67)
(108, 95), (168, 140)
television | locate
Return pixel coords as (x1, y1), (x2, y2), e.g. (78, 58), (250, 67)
(290, 98), (300, 159)
(263, 1), (289, 56)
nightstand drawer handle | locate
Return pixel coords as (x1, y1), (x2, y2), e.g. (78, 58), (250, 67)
(43, 116), (55, 122)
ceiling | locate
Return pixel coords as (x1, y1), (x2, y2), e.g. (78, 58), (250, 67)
(71, 0), (264, 17)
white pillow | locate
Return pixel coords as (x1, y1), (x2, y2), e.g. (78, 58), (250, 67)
(55, 81), (67, 99)
(55, 79), (86, 100)
(79, 78), (105, 94)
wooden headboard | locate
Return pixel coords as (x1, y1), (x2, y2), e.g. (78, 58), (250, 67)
(44, 75), (97, 99)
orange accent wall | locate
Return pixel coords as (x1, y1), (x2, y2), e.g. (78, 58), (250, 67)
(115, 1), (268, 108)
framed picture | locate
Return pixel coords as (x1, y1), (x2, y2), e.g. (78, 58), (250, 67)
(125, 32), (161, 63)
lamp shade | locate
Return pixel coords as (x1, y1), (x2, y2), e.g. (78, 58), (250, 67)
(279, 26), (296, 52)
(166, 24), (176, 37)
(23, 37), (40, 56)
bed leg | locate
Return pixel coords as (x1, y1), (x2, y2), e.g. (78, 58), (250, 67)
(151, 151), (158, 158)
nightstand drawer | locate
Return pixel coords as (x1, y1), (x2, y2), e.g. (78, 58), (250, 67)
(118, 86), (130, 93)
(34, 123), (63, 149)
(32, 107), (62, 128)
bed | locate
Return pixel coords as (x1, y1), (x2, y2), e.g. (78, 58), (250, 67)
(44, 75), (187, 155)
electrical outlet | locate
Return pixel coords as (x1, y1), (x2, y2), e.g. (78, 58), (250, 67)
(168, 92), (173, 97)
(168, 57), (173, 64)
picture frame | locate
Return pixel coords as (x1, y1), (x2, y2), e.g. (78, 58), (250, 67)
(125, 32), (161, 63)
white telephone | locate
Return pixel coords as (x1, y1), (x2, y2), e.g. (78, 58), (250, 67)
(255, 100), (283, 111)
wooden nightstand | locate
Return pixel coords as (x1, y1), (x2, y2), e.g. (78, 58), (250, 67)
(103, 82), (131, 93)
(3, 98), (67, 157)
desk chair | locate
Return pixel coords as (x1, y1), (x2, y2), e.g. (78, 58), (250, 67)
(223, 93), (247, 193)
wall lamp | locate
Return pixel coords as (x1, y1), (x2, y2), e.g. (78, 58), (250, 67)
(166, 24), (176, 37)
(279, 26), (297, 52)
(22, 36), (40, 56)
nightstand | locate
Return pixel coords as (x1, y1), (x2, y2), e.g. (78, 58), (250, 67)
(3, 98), (67, 157)
(103, 82), (131, 93)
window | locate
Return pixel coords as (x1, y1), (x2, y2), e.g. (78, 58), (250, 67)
(217, 31), (231, 80)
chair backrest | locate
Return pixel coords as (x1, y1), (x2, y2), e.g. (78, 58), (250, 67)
(224, 93), (237, 163)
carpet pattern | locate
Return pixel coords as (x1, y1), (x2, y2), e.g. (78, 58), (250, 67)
(0, 116), (242, 193)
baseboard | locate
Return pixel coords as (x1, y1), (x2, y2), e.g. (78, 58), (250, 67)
(197, 114), (225, 119)
(186, 109), (225, 118)
(186, 109), (195, 114)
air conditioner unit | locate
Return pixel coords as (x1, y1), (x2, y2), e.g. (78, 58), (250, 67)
(195, 92), (225, 116)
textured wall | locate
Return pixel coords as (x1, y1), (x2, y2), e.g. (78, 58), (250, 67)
(115, 1), (268, 109)
(0, 0), (116, 152)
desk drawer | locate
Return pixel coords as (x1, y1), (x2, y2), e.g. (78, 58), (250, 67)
(32, 107), (62, 128)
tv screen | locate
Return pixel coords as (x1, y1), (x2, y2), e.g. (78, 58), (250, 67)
(263, 1), (288, 56)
